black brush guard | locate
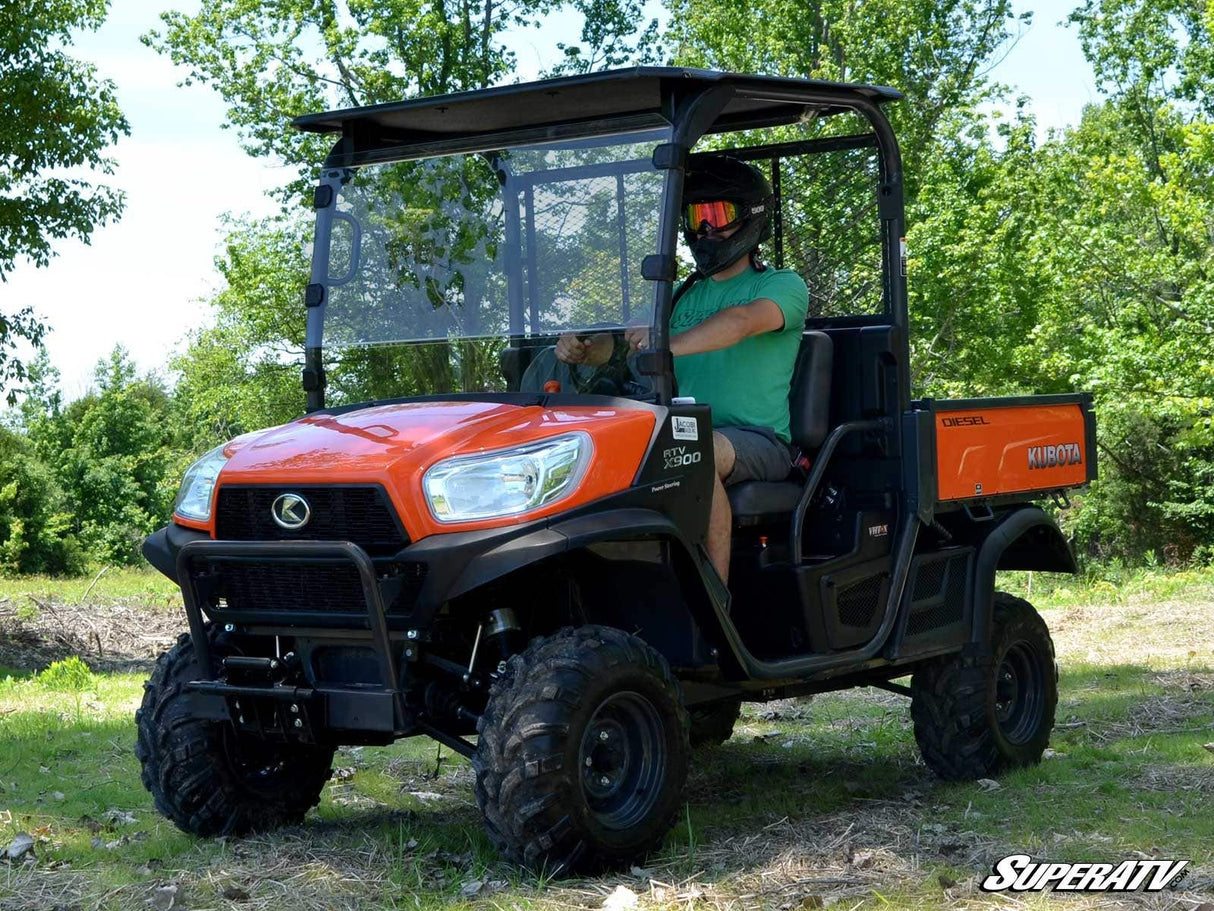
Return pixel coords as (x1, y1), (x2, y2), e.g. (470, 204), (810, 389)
(175, 540), (404, 739)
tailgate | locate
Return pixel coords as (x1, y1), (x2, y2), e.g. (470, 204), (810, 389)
(929, 394), (1097, 504)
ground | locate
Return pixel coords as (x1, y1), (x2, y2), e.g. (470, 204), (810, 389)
(0, 568), (1210, 910)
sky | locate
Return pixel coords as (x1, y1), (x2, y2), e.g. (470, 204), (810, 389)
(3, 0), (1100, 401)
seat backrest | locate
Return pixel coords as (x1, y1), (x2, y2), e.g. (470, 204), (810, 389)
(789, 331), (833, 451)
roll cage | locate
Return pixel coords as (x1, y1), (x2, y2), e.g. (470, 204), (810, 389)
(295, 66), (908, 412)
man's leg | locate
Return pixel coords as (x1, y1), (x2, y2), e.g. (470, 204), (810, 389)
(708, 430), (736, 583)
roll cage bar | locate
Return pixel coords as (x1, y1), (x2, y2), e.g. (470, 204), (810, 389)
(295, 67), (908, 413)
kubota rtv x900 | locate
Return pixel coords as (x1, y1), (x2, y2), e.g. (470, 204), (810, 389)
(138, 68), (1097, 873)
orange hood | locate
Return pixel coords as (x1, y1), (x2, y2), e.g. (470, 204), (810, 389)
(205, 400), (656, 541)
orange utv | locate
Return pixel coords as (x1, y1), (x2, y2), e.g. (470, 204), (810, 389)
(138, 68), (1097, 874)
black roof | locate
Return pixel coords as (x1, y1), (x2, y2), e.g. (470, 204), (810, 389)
(291, 67), (901, 155)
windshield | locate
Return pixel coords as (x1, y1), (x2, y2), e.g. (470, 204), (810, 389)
(307, 128), (671, 400)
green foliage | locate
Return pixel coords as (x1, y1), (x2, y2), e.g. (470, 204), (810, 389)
(1031, 2), (1214, 560)
(37, 655), (94, 691)
(0, 0), (129, 403)
(171, 215), (311, 448)
(142, 0), (651, 199)
(16, 347), (188, 568)
(0, 426), (83, 575)
(666, 0), (1026, 192)
(547, 0), (663, 74)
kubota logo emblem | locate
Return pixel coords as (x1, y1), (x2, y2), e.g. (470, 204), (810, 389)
(271, 493), (311, 530)
(1028, 443), (1082, 470)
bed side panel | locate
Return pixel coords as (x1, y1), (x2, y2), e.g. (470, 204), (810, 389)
(932, 396), (1094, 502)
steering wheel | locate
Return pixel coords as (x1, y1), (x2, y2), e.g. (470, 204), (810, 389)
(519, 322), (643, 396)
(569, 322), (629, 395)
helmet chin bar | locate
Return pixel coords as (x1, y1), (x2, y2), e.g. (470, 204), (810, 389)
(688, 215), (767, 276)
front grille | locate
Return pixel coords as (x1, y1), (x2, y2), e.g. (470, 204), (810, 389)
(215, 485), (407, 556)
(202, 559), (367, 614)
(191, 557), (427, 618)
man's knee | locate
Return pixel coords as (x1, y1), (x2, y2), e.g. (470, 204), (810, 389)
(712, 430), (736, 480)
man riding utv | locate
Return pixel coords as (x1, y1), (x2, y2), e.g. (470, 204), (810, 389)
(556, 155), (809, 582)
(137, 67), (1095, 878)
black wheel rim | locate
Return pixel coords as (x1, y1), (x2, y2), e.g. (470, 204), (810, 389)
(995, 641), (1045, 744)
(578, 691), (666, 830)
(220, 725), (295, 798)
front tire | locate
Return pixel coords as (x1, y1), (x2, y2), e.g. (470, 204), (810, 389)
(135, 630), (335, 836)
(911, 593), (1058, 781)
(473, 626), (690, 874)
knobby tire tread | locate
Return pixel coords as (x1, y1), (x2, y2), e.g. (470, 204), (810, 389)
(135, 628), (334, 837)
(910, 592), (1058, 781)
(472, 626), (690, 875)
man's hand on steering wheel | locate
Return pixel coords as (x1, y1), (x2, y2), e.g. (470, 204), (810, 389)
(555, 330), (615, 366)
(625, 325), (651, 351)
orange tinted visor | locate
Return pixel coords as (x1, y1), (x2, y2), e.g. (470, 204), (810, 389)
(683, 200), (743, 232)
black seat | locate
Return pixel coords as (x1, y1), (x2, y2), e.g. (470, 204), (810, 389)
(727, 331), (833, 524)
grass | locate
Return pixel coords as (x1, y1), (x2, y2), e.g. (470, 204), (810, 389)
(999, 563), (1214, 611)
(0, 568), (1209, 908)
(0, 566), (180, 612)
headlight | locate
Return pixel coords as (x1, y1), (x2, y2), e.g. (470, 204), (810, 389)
(174, 444), (230, 522)
(423, 433), (592, 523)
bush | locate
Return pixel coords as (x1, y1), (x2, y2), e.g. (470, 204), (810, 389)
(38, 656), (94, 691)
(1064, 404), (1214, 565)
(0, 428), (85, 575)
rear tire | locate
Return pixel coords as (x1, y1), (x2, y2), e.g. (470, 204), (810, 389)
(135, 629), (335, 836)
(689, 698), (741, 747)
(911, 592), (1057, 781)
(473, 626), (689, 875)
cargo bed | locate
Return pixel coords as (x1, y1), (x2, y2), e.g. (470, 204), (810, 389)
(918, 394), (1097, 508)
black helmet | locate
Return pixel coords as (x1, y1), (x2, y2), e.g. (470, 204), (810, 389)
(682, 155), (773, 276)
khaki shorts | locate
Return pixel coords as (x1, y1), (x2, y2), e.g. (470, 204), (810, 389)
(717, 425), (793, 486)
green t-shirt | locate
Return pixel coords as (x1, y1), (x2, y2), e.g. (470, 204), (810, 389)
(672, 266), (809, 443)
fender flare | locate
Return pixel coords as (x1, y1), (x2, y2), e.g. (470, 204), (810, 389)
(433, 508), (701, 602)
(414, 506), (726, 665)
(970, 505), (1076, 645)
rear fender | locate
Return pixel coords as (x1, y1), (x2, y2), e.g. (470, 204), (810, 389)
(971, 505), (1075, 645)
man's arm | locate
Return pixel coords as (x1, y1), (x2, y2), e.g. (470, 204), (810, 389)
(667, 298), (785, 357)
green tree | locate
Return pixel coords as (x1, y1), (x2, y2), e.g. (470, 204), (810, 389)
(42, 348), (182, 565)
(666, 0), (1027, 191)
(0, 0), (129, 401)
(0, 426), (83, 575)
(547, 0), (663, 74)
(172, 215), (311, 448)
(143, 0), (603, 200)
(907, 104), (1060, 397)
(1030, 0), (1214, 560)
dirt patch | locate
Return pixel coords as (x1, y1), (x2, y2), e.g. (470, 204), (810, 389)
(0, 597), (186, 675)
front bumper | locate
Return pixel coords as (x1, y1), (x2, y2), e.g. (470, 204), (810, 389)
(175, 539), (406, 738)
